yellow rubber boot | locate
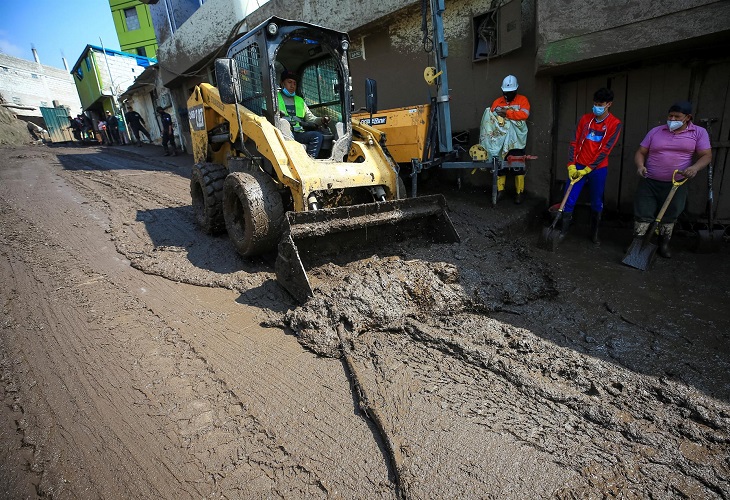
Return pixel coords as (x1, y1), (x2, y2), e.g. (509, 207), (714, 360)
(514, 175), (525, 204)
(497, 175), (506, 201)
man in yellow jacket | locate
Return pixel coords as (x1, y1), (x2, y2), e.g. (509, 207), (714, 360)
(278, 70), (330, 157)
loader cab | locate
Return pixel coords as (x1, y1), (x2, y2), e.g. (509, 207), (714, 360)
(225, 17), (353, 159)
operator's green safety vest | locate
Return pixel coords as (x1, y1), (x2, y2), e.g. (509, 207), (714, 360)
(277, 92), (306, 133)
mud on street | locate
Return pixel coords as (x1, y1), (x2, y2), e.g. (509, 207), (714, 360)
(1, 143), (729, 498)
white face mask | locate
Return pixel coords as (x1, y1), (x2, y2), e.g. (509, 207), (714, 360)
(667, 120), (684, 131)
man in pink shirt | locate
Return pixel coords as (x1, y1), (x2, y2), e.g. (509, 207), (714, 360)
(633, 101), (712, 258)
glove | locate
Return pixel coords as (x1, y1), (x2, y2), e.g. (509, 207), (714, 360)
(575, 166), (593, 179)
(567, 164), (577, 179)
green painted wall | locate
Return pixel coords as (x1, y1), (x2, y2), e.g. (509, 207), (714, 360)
(72, 51), (104, 109)
(109, 0), (158, 59)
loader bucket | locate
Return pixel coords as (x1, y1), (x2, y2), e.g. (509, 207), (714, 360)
(275, 194), (460, 302)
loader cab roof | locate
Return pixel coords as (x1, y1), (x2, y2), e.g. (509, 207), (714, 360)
(225, 17), (352, 129)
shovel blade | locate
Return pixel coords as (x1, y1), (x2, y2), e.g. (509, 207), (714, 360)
(622, 237), (657, 270)
(695, 229), (724, 253)
(537, 226), (561, 252)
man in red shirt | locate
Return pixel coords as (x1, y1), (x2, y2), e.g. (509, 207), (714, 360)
(561, 87), (622, 245)
(491, 75), (530, 204)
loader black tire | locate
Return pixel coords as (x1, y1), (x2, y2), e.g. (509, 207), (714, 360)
(223, 171), (284, 257)
(191, 162), (227, 234)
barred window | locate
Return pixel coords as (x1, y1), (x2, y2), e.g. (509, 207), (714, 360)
(301, 57), (342, 123)
(234, 43), (266, 114)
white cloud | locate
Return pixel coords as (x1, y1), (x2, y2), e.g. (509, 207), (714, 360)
(0, 34), (24, 58)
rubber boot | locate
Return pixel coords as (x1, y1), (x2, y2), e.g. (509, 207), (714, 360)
(497, 175), (506, 202)
(558, 212), (573, 242)
(658, 223), (674, 258)
(514, 175), (525, 204)
(590, 210), (602, 245)
(625, 221), (650, 252)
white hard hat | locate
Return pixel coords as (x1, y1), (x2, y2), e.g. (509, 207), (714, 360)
(501, 75), (519, 92)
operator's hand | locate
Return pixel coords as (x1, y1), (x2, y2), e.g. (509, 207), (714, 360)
(574, 166), (592, 180)
(637, 165), (647, 177)
(495, 108), (507, 117)
(567, 164), (577, 179)
(680, 166), (698, 179)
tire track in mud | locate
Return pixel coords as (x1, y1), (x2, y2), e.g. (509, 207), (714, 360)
(0, 198), (330, 497)
(55, 157), (289, 317)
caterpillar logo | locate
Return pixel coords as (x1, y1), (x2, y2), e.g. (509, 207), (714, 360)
(359, 116), (387, 126)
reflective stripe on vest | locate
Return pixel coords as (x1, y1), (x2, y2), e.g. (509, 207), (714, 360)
(277, 92), (306, 132)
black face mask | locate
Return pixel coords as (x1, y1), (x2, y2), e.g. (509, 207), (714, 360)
(503, 91), (517, 101)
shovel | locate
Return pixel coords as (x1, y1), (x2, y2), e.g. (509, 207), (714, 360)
(537, 177), (578, 251)
(696, 162), (724, 253)
(622, 170), (687, 270)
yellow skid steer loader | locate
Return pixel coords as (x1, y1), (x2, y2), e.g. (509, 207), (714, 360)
(186, 17), (459, 302)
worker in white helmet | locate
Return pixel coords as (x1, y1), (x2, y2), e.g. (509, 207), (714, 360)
(491, 75), (531, 203)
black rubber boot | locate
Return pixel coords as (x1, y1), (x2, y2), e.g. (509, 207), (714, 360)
(590, 210), (602, 246)
(558, 212), (573, 242)
(658, 235), (672, 258)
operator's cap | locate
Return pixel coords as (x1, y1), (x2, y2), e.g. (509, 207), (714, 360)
(105, 110), (111, 114)
(281, 69), (297, 82)
(669, 101), (692, 115)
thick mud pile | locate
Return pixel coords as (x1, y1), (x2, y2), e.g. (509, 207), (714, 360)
(283, 230), (730, 497)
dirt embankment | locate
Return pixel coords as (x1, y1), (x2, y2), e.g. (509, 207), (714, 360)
(0, 106), (36, 146)
(1, 145), (729, 498)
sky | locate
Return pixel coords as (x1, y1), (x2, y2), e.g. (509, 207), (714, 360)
(0, 1), (121, 72)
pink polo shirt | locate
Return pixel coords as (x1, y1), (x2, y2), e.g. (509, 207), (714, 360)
(640, 122), (711, 182)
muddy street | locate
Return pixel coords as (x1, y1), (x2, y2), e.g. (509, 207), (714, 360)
(1, 144), (729, 498)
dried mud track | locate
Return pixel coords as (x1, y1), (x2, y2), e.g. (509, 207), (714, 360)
(0, 146), (392, 498)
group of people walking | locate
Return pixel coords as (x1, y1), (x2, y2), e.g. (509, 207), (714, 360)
(67, 106), (179, 156)
(485, 75), (712, 259)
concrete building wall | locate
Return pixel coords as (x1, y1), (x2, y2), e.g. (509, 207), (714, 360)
(536, 0), (730, 73)
(0, 53), (82, 118)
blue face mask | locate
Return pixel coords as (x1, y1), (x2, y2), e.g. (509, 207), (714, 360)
(282, 87), (295, 97)
(667, 120), (684, 131)
(592, 105), (606, 116)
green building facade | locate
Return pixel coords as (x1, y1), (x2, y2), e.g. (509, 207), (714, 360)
(109, 0), (158, 59)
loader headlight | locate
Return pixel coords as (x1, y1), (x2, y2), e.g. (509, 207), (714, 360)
(266, 22), (278, 36)
(341, 38), (349, 51)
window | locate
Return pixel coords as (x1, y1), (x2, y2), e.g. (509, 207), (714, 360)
(233, 43), (266, 115)
(124, 7), (140, 31)
(136, 47), (147, 57)
(75, 67), (83, 80)
(31, 73), (39, 79)
(301, 58), (342, 123)
(472, 0), (521, 61)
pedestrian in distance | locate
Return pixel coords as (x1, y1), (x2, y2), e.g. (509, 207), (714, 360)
(68, 116), (82, 141)
(631, 101), (712, 258)
(125, 106), (152, 146)
(105, 110), (120, 145)
(156, 106), (178, 156)
(491, 74), (531, 204)
(560, 87), (623, 245)
(277, 69), (330, 158)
